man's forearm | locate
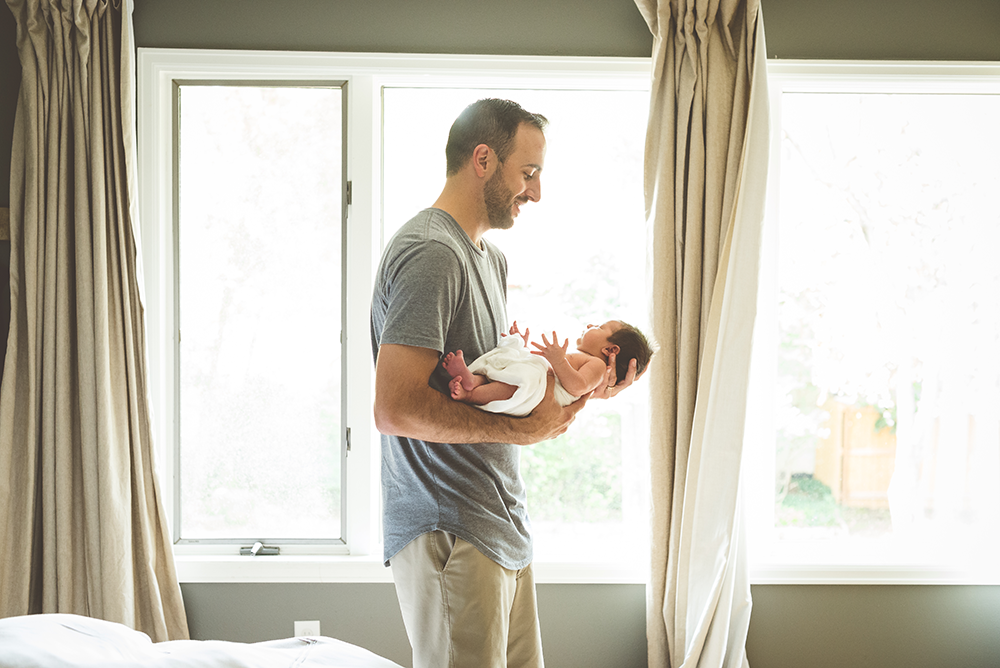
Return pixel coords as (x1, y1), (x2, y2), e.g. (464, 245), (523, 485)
(376, 384), (536, 445)
(374, 343), (579, 446)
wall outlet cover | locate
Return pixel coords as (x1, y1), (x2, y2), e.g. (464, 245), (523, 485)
(294, 620), (321, 637)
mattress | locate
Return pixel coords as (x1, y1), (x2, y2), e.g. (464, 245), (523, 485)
(0, 613), (403, 668)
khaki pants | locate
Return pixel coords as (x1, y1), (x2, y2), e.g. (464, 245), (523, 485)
(390, 530), (544, 668)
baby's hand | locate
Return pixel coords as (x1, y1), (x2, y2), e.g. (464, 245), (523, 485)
(503, 320), (530, 346)
(530, 331), (569, 366)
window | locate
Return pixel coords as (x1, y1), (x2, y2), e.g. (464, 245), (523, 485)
(176, 84), (345, 543)
(747, 61), (1000, 584)
(139, 50), (651, 581)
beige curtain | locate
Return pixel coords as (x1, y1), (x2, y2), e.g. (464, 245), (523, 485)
(0, 0), (188, 641)
(635, 0), (769, 666)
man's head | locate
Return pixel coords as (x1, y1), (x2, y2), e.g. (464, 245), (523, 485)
(607, 322), (655, 383)
(445, 99), (548, 177)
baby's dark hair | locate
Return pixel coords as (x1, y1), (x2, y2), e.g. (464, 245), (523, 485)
(608, 322), (655, 383)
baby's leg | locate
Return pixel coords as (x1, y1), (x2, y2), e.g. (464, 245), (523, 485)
(467, 380), (518, 405)
(442, 349), (517, 406)
(442, 350), (479, 391)
(448, 373), (488, 402)
(449, 375), (518, 406)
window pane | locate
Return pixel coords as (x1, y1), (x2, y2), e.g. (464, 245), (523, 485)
(177, 85), (343, 541)
(382, 87), (650, 562)
(770, 91), (1000, 566)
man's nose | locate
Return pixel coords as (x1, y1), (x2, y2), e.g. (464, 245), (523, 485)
(524, 174), (541, 203)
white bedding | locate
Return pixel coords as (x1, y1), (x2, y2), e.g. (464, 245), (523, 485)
(0, 614), (403, 668)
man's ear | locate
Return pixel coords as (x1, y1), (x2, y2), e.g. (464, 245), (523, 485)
(603, 344), (621, 358)
(473, 143), (492, 177)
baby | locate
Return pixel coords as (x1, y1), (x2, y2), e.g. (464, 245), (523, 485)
(441, 321), (654, 416)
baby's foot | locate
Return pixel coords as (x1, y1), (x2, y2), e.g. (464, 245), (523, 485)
(442, 350), (475, 389)
(449, 375), (472, 401)
(442, 350), (466, 376)
(441, 350), (469, 376)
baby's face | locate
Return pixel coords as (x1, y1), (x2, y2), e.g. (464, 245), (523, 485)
(577, 321), (622, 354)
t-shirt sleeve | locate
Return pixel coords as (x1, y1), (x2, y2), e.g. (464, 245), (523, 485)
(378, 239), (464, 354)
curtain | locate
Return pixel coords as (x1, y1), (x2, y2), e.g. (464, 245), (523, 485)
(0, 0), (188, 641)
(634, 0), (769, 666)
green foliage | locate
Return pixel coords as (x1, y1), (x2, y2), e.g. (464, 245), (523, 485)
(777, 474), (841, 528)
(872, 403), (897, 433)
(774, 298), (827, 499)
(521, 410), (623, 523)
(776, 473), (892, 535)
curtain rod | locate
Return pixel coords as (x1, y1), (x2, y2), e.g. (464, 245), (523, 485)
(0, 207), (8, 241)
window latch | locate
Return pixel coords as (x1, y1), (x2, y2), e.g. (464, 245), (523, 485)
(240, 541), (281, 556)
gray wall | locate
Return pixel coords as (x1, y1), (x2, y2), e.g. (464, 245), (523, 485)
(181, 582), (648, 668)
(181, 582), (1000, 668)
(131, 0), (652, 56)
(748, 585), (1000, 668)
(4, 1), (1000, 666)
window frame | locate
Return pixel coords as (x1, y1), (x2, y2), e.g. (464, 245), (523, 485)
(172, 79), (350, 549)
(137, 48), (652, 584)
(747, 59), (1000, 586)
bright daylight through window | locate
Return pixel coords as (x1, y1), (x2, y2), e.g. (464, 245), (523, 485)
(176, 84), (345, 543)
(140, 50), (652, 578)
(382, 87), (651, 564)
(748, 64), (1000, 581)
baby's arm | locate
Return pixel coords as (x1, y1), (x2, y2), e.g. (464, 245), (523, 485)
(531, 332), (607, 396)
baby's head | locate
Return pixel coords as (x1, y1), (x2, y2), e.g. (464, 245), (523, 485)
(608, 322), (655, 383)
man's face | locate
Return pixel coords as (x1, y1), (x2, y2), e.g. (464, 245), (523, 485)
(484, 123), (545, 230)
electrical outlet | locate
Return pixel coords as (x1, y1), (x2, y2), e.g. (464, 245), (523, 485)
(294, 620), (321, 637)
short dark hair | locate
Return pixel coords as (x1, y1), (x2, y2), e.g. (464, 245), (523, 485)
(445, 98), (548, 176)
(608, 322), (655, 383)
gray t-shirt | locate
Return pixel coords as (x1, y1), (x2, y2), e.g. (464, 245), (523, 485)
(370, 208), (532, 570)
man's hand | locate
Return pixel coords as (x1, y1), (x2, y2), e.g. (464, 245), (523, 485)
(590, 352), (642, 400)
(512, 372), (588, 445)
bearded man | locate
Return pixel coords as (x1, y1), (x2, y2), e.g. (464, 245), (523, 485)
(370, 98), (587, 668)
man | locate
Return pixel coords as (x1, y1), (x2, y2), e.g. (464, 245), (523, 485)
(370, 99), (635, 668)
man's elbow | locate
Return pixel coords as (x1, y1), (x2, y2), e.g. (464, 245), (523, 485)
(373, 402), (398, 436)
(373, 395), (414, 437)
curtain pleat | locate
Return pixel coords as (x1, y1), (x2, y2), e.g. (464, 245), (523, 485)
(1, 0), (188, 641)
(635, 0), (769, 665)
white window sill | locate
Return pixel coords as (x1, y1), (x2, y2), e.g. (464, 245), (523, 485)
(175, 556), (1000, 586)
(174, 554), (647, 585)
(175, 554), (394, 584)
(750, 564), (1000, 586)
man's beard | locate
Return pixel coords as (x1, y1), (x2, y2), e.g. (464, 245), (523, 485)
(483, 168), (515, 230)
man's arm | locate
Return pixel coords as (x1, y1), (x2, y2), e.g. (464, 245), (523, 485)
(374, 343), (586, 446)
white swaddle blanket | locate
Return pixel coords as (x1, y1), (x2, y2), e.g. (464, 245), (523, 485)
(466, 336), (577, 416)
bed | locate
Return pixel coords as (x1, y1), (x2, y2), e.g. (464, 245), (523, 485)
(0, 613), (404, 668)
